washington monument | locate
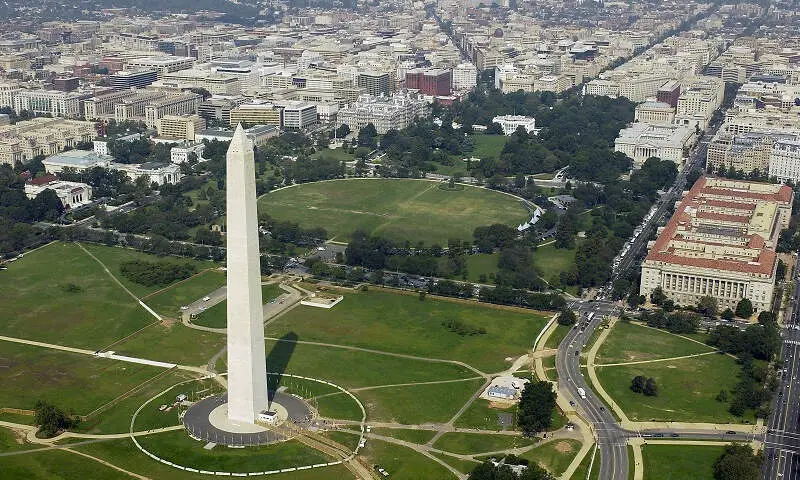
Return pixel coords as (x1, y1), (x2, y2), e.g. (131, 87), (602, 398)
(225, 124), (268, 424)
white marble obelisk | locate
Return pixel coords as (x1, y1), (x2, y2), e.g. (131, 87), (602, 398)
(226, 124), (267, 424)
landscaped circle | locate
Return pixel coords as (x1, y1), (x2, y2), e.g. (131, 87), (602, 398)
(129, 373), (367, 476)
(258, 178), (532, 245)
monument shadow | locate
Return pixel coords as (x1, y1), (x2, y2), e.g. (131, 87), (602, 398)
(266, 331), (297, 403)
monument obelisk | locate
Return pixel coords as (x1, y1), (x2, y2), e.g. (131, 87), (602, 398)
(226, 124), (267, 424)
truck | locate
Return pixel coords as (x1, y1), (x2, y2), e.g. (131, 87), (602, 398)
(577, 387), (586, 399)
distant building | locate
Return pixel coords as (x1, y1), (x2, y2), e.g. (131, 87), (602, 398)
(0, 118), (97, 165)
(634, 101), (676, 125)
(405, 68), (452, 96)
(640, 177), (792, 314)
(356, 71), (390, 97)
(52, 77), (80, 92)
(170, 142), (205, 164)
(277, 101), (318, 129)
(491, 115), (540, 136)
(614, 122), (697, 168)
(230, 103), (282, 127)
(24, 175), (92, 209)
(487, 386), (518, 400)
(124, 56), (194, 78)
(656, 80), (681, 108)
(42, 149), (181, 185)
(769, 138), (800, 184)
(93, 133), (144, 156)
(452, 63), (478, 92)
(110, 70), (158, 90)
(195, 125), (279, 147)
(157, 114), (206, 140)
(338, 92), (429, 134)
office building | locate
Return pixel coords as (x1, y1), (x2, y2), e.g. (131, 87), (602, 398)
(110, 70), (158, 90)
(614, 123), (697, 168)
(229, 103), (282, 127)
(405, 69), (452, 96)
(157, 114), (206, 140)
(640, 177), (792, 314)
(357, 72), (390, 97)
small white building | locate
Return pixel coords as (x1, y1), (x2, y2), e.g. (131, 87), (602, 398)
(170, 142), (206, 164)
(614, 122), (697, 168)
(24, 175), (92, 209)
(110, 161), (182, 185)
(257, 410), (278, 425)
(491, 115), (541, 136)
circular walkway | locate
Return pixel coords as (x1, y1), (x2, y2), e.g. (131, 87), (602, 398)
(183, 392), (312, 446)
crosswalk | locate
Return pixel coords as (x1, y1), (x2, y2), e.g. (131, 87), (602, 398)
(785, 340), (800, 346)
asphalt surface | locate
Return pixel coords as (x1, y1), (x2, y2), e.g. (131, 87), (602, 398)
(558, 300), (629, 480)
(559, 299), (759, 479)
(763, 267), (800, 480)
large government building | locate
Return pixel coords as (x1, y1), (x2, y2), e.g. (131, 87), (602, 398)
(640, 177), (793, 314)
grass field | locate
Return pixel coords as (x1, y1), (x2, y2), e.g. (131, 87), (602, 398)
(360, 438), (454, 480)
(521, 439), (582, 476)
(465, 253), (499, 283)
(596, 353), (750, 423)
(265, 289), (549, 372)
(312, 148), (355, 162)
(349, 378), (484, 424)
(75, 438), (351, 480)
(2, 449), (132, 479)
(596, 322), (716, 365)
(79, 243), (217, 298)
(0, 242), (154, 349)
(0, 341), (166, 415)
(533, 243), (576, 283)
(193, 284), (284, 328)
(372, 428), (437, 444)
(431, 451), (481, 474)
(77, 369), (199, 434)
(144, 269), (226, 318)
(433, 432), (536, 455)
(112, 322), (226, 367)
(454, 400), (517, 431)
(258, 178), (529, 244)
(544, 324), (570, 351)
(136, 430), (330, 473)
(0, 426), (39, 452)
(264, 337), (475, 388)
(641, 444), (725, 480)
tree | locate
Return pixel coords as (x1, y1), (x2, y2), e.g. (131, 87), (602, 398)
(721, 308), (735, 320)
(518, 381), (557, 436)
(630, 375), (646, 393)
(34, 400), (75, 438)
(697, 295), (718, 318)
(557, 309), (577, 326)
(735, 298), (754, 318)
(757, 311), (776, 326)
(716, 390), (728, 402)
(643, 377), (658, 396)
(713, 444), (763, 480)
(650, 286), (667, 305)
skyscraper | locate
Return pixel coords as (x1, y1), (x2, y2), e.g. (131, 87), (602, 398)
(225, 124), (268, 424)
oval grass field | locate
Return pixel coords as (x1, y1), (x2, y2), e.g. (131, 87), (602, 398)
(258, 178), (530, 245)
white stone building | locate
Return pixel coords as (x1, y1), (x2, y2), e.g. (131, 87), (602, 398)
(614, 122), (697, 168)
(491, 115), (540, 136)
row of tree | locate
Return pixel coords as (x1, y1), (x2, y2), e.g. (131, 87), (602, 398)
(119, 260), (198, 287)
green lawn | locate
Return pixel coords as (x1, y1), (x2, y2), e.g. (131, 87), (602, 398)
(572, 447), (601, 480)
(75, 438), (350, 480)
(0, 242), (154, 349)
(265, 289), (549, 372)
(0, 341), (166, 415)
(2, 449), (132, 479)
(470, 134), (508, 159)
(144, 269), (226, 318)
(76, 369), (199, 434)
(465, 253), (499, 283)
(111, 322), (226, 367)
(136, 430), (330, 473)
(544, 324), (570, 350)
(431, 451), (481, 474)
(454, 400), (517, 431)
(596, 322), (716, 365)
(312, 148), (355, 162)
(79, 243), (218, 298)
(193, 284), (283, 328)
(433, 432), (536, 455)
(348, 378), (484, 424)
(596, 354), (752, 423)
(641, 444), (725, 480)
(533, 243), (576, 283)
(521, 439), (582, 476)
(262, 337), (475, 389)
(0, 426), (40, 452)
(258, 178), (529, 244)
(372, 428), (437, 444)
(360, 438), (454, 480)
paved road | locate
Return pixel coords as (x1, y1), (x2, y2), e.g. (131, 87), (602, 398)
(557, 300), (759, 479)
(763, 267), (800, 480)
(558, 300), (629, 480)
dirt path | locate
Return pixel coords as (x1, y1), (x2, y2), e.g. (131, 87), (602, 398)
(595, 350), (720, 367)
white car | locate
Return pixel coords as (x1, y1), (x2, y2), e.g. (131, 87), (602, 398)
(203, 296), (211, 302)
